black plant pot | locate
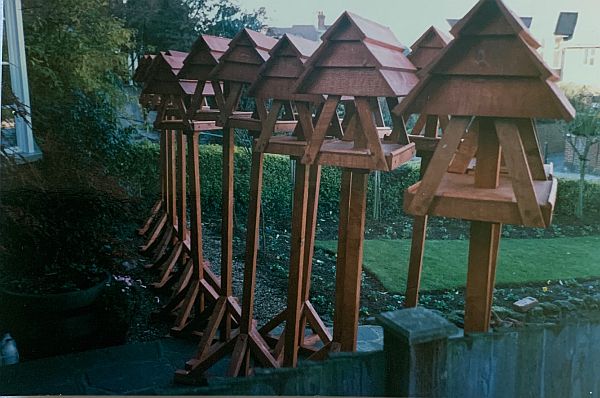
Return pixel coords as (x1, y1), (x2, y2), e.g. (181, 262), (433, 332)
(0, 273), (123, 360)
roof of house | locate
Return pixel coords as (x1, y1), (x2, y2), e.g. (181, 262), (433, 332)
(267, 25), (321, 41)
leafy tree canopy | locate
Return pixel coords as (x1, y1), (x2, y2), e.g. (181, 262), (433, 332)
(24, 0), (132, 103)
(110, 0), (266, 53)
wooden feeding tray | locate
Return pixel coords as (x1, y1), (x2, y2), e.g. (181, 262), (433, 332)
(404, 172), (557, 227)
(316, 140), (415, 171)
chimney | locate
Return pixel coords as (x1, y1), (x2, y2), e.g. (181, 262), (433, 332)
(318, 11), (326, 30)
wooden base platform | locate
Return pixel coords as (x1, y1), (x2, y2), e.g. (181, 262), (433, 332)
(404, 172), (557, 227)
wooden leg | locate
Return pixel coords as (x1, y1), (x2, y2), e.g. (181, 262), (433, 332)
(167, 129), (177, 227)
(405, 215), (428, 308)
(176, 130), (187, 242)
(334, 169), (368, 352)
(139, 212), (167, 254)
(283, 162), (310, 368)
(137, 200), (162, 236)
(464, 221), (501, 333)
(333, 170), (352, 344)
(220, 127), (235, 340)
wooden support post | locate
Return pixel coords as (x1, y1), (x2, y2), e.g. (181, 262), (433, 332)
(171, 131), (207, 331)
(404, 215), (427, 308)
(333, 169), (368, 351)
(464, 221), (501, 333)
(222, 127), (234, 296)
(464, 117), (502, 333)
(177, 130), (188, 242)
(405, 115), (438, 307)
(167, 128), (178, 227)
(283, 161), (310, 367)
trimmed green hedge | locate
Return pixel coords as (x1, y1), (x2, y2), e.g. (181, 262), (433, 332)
(128, 142), (600, 224)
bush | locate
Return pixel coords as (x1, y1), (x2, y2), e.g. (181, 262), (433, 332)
(130, 141), (600, 228)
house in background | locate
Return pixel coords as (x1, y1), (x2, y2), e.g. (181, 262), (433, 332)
(266, 11), (330, 41)
(1, 0), (41, 163)
(551, 12), (600, 87)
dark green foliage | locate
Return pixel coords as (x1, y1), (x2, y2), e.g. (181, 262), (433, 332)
(112, 0), (267, 54)
(555, 178), (600, 222)
(129, 142), (600, 227)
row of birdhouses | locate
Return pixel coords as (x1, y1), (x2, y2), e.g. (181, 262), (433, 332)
(134, 0), (574, 382)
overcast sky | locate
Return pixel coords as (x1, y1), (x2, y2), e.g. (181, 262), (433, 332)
(237, 0), (600, 47)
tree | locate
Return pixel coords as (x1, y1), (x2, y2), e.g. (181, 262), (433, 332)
(111, 0), (266, 57)
(24, 0), (132, 105)
(564, 88), (600, 218)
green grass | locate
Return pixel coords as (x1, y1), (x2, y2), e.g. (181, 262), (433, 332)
(316, 236), (600, 293)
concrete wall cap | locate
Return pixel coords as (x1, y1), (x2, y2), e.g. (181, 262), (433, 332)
(377, 307), (459, 344)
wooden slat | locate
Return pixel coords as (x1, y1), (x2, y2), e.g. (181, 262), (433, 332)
(448, 119), (479, 174)
(407, 116), (471, 215)
(515, 118), (547, 180)
(355, 97), (388, 170)
(302, 96), (340, 165)
(405, 215), (428, 308)
(167, 130), (177, 226)
(495, 118), (545, 227)
(254, 101), (284, 152)
(475, 117), (501, 189)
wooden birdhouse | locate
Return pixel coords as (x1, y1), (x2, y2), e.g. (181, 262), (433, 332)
(293, 11), (419, 171)
(179, 34), (230, 82)
(248, 33), (324, 154)
(208, 29), (278, 129)
(407, 26), (452, 72)
(394, 0), (575, 332)
(133, 54), (156, 84)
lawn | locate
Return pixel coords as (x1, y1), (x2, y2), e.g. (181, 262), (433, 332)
(316, 236), (600, 292)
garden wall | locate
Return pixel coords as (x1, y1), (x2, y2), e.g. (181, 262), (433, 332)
(380, 308), (600, 397)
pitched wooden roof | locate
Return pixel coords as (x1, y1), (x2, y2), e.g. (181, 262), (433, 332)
(133, 54), (156, 83)
(178, 34), (231, 81)
(408, 26), (452, 71)
(142, 51), (214, 97)
(142, 52), (183, 96)
(248, 34), (322, 102)
(294, 11), (418, 97)
(395, 0), (575, 120)
(208, 28), (278, 83)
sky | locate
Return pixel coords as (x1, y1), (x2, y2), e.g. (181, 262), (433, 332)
(236, 0), (600, 48)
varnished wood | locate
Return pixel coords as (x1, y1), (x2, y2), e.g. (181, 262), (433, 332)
(407, 116), (471, 215)
(464, 221), (501, 333)
(495, 119), (545, 227)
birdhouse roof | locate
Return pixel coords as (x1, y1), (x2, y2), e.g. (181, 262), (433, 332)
(133, 54), (156, 83)
(208, 28), (278, 83)
(408, 26), (453, 70)
(395, 0), (575, 120)
(294, 11), (418, 97)
(249, 34), (322, 102)
(179, 34), (231, 80)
